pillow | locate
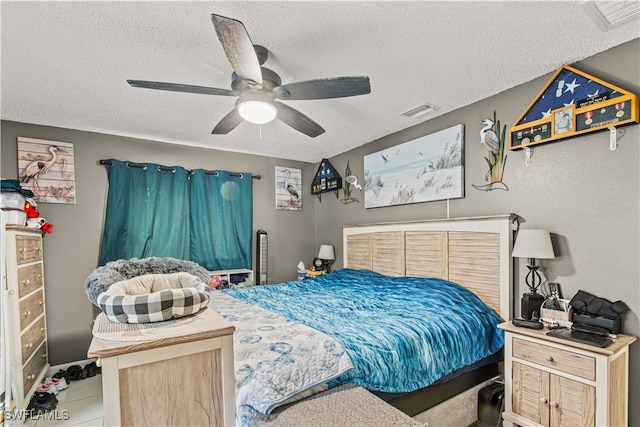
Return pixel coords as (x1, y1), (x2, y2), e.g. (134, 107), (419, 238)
(97, 272), (210, 323)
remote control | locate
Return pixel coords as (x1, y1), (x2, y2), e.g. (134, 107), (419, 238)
(512, 318), (544, 329)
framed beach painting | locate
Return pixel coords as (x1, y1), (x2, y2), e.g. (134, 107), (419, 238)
(17, 137), (76, 204)
(275, 166), (302, 210)
(364, 124), (464, 208)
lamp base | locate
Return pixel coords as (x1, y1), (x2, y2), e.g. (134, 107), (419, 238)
(521, 293), (545, 321)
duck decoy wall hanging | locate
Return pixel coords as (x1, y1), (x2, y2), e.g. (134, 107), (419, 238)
(509, 64), (639, 151)
(473, 112), (509, 192)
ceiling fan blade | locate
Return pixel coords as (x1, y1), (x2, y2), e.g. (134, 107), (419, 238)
(277, 76), (370, 100)
(212, 109), (243, 135)
(127, 80), (236, 96)
(275, 102), (325, 138)
(211, 14), (263, 88)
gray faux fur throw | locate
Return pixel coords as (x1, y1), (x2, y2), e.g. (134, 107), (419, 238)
(85, 257), (211, 306)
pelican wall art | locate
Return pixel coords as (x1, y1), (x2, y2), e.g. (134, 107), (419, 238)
(473, 112), (508, 192)
(275, 166), (302, 211)
(17, 137), (76, 203)
(363, 124), (464, 208)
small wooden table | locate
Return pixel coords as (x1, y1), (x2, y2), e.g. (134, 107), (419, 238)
(88, 308), (235, 426)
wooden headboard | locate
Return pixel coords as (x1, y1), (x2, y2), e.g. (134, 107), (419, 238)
(343, 215), (516, 320)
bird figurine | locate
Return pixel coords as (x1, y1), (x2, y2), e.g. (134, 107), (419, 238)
(283, 169), (299, 199)
(19, 145), (65, 188)
(479, 119), (500, 154)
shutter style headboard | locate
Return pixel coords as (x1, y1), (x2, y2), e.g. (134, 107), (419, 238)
(343, 215), (516, 320)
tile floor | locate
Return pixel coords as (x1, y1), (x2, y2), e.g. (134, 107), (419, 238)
(21, 365), (103, 427)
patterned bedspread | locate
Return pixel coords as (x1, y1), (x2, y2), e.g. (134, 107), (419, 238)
(210, 268), (504, 421)
(208, 292), (353, 418)
(223, 268), (504, 393)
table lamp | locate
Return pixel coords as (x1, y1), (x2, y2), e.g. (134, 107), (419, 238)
(316, 244), (336, 272)
(512, 229), (555, 320)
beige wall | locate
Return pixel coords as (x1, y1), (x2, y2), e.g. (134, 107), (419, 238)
(1, 126), (317, 363)
(317, 39), (639, 424)
(2, 38), (638, 424)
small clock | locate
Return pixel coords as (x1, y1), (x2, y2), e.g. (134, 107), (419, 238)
(313, 257), (324, 269)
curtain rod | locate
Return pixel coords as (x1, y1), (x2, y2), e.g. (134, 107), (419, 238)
(98, 159), (261, 179)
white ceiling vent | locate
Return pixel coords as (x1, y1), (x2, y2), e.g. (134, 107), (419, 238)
(400, 102), (439, 119)
(581, 1), (640, 32)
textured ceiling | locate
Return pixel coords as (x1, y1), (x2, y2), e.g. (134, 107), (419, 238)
(2, 1), (639, 163)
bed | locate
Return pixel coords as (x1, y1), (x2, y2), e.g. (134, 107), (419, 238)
(208, 214), (516, 426)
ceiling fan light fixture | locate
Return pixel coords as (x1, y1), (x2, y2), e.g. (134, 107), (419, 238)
(237, 99), (277, 124)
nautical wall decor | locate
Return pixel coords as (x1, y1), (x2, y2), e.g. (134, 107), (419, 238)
(17, 137), (76, 203)
(473, 112), (508, 191)
(509, 64), (639, 150)
(275, 166), (302, 210)
(311, 159), (342, 202)
(364, 124), (464, 208)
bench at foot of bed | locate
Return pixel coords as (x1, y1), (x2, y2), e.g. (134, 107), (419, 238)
(253, 383), (425, 427)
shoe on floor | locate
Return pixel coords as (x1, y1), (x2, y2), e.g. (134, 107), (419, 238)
(67, 364), (87, 381)
(37, 380), (58, 395)
(27, 391), (58, 415)
(52, 368), (70, 385)
(51, 376), (68, 391)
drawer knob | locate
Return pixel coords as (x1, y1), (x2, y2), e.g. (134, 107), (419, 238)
(27, 374), (35, 379)
(24, 311), (31, 317)
(550, 401), (559, 408)
(26, 343), (33, 348)
(540, 397), (548, 404)
(545, 355), (554, 362)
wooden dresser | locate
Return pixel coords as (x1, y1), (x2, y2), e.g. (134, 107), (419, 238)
(499, 321), (636, 427)
(88, 307), (236, 426)
(3, 226), (49, 411)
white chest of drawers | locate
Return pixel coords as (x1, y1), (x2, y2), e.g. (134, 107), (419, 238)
(3, 226), (49, 412)
(499, 321), (636, 427)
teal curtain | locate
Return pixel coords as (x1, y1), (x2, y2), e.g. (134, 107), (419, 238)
(190, 170), (253, 270)
(99, 160), (252, 271)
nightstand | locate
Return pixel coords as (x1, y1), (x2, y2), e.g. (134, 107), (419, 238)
(498, 321), (636, 427)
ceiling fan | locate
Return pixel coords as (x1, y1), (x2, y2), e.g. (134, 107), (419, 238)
(127, 14), (371, 138)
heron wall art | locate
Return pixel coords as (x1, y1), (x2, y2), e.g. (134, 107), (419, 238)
(17, 137), (76, 203)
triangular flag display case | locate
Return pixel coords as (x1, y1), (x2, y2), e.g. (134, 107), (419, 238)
(509, 64), (639, 150)
(311, 158), (342, 201)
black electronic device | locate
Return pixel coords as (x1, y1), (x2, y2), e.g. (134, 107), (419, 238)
(571, 323), (609, 337)
(521, 292), (545, 321)
(547, 328), (612, 348)
(512, 318), (544, 330)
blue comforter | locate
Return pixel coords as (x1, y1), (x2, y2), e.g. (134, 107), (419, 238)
(224, 268), (504, 393)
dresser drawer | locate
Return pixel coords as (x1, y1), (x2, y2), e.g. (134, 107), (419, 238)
(23, 341), (47, 397)
(513, 337), (595, 380)
(17, 263), (44, 298)
(19, 288), (44, 331)
(16, 235), (43, 264)
(21, 316), (46, 364)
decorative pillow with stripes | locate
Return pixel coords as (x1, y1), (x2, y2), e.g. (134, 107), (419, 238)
(97, 272), (210, 323)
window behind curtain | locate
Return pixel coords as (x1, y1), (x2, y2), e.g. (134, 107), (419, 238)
(99, 159), (253, 270)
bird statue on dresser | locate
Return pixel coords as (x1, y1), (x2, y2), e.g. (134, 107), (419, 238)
(480, 119), (500, 154)
(19, 145), (65, 188)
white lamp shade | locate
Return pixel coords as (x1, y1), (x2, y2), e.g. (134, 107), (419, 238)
(317, 244), (335, 261)
(237, 100), (277, 124)
(512, 229), (555, 259)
